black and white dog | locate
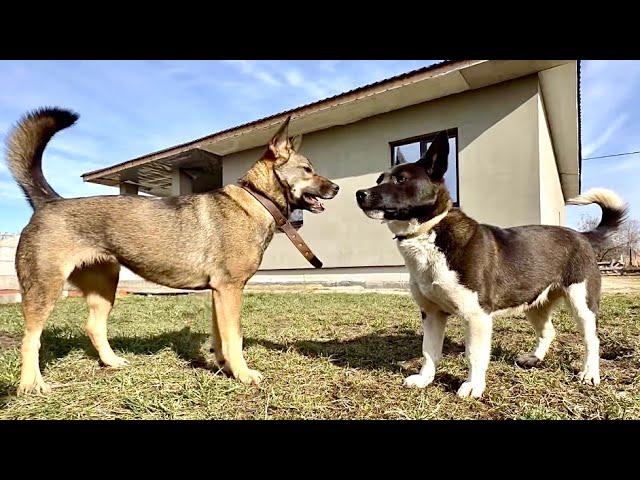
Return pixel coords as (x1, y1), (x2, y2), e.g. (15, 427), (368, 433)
(356, 131), (627, 398)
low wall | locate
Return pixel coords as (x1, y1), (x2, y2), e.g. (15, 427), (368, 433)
(0, 234), (410, 296)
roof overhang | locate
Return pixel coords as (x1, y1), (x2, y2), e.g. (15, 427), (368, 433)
(82, 60), (580, 197)
(538, 61), (580, 198)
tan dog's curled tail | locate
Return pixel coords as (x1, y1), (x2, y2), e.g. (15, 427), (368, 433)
(5, 107), (78, 210)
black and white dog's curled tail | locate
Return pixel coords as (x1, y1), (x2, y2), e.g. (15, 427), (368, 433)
(567, 188), (629, 248)
(5, 107), (79, 210)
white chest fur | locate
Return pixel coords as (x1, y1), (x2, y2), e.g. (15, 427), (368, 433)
(388, 221), (482, 316)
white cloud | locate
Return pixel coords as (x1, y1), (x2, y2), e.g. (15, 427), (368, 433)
(285, 69), (304, 87)
(318, 60), (339, 73)
(582, 113), (628, 158)
(601, 155), (640, 173)
(581, 61), (640, 157)
(223, 60), (282, 87)
(0, 180), (22, 199)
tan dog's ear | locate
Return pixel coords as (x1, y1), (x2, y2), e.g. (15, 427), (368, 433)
(290, 134), (302, 151)
(269, 116), (292, 160)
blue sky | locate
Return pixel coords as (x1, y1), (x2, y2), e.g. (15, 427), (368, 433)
(0, 60), (638, 233)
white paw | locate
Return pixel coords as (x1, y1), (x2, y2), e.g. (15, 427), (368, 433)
(403, 374), (434, 389)
(101, 355), (129, 368)
(17, 377), (52, 396)
(579, 365), (600, 386)
(236, 368), (264, 385)
(457, 380), (485, 399)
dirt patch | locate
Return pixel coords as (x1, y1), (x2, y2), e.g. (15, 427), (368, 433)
(0, 332), (20, 352)
(602, 276), (640, 294)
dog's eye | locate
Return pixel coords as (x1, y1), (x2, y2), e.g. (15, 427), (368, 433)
(395, 176), (406, 184)
(303, 166), (313, 174)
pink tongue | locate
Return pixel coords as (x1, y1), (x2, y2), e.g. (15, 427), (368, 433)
(306, 194), (323, 209)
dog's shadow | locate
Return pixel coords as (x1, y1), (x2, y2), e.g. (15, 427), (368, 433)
(248, 332), (467, 393)
(37, 326), (210, 370)
(2, 327), (508, 400)
(0, 326), (212, 401)
(12, 328), (466, 394)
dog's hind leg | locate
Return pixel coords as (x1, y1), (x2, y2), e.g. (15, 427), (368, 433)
(516, 308), (555, 368)
(17, 274), (65, 396)
(564, 281), (600, 386)
(212, 285), (262, 385)
(69, 261), (128, 368)
(516, 292), (562, 368)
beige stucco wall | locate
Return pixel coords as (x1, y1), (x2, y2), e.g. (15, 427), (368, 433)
(223, 74), (561, 270)
(538, 93), (565, 226)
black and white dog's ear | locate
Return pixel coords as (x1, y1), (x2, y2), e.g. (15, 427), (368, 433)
(395, 147), (407, 165)
(416, 131), (449, 180)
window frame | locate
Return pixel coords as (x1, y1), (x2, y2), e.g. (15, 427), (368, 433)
(389, 128), (460, 207)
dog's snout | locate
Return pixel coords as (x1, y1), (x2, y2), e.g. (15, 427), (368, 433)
(320, 180), (340, 199)
(356, 189), (368, 204)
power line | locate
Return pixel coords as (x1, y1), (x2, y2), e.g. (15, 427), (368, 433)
(583, 150), (640, 161)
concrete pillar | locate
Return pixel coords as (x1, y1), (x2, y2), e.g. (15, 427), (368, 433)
(119, 182), (139, 195)
(171, 169), (193, 196)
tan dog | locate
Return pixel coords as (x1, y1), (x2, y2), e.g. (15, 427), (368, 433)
(6, 107), (339, 395)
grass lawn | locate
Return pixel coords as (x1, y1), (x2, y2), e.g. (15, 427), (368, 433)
(0, 292), (638, 419)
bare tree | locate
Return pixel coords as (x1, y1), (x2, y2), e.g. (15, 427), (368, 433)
(577, 214), (600, 232)
(577, 214), (640, 264)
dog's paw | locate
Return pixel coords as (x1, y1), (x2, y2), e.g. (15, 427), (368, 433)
(457, 380), (485, 399)
(17, 378), (52, 396)
(515, 353), (541, 368)
(403, 374), (434, 389)
(578, 365), (600, 386)
(236, 368), (264, 385)
(100, 354), (129, 369)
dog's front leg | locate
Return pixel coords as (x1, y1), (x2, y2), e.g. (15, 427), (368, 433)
(458, 312), (493, 398)
(404, 309), (448, 388)
(212, 285), (263, 385)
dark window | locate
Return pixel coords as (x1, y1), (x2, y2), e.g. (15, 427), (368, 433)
(290, 209), (303, 229)
(390, 129), (459, 206)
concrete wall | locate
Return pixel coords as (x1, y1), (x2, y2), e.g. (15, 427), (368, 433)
(538, 93), (565, 226)
(224, 74), (548, 271)
(0, 234), (19, 290)
(1, 233), (143, 291)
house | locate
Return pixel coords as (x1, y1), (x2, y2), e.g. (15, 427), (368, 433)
(81, 60), (581, 290)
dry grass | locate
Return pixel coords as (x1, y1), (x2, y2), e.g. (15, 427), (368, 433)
(0, 292), (638, 419)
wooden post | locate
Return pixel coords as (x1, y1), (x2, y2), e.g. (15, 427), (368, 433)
(171, 169), (193, 196)
(119, 182), (139, 195)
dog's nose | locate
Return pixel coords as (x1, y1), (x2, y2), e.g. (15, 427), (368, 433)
(332, 184), (340, 194)
(356, 190), (368, 204)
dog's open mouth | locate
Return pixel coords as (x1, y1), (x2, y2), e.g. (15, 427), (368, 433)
(303, 193), (325, 213)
